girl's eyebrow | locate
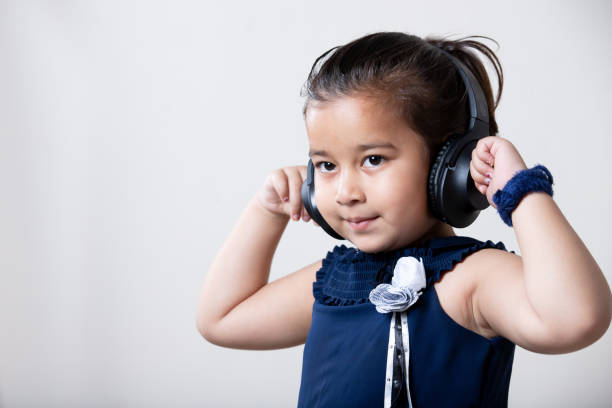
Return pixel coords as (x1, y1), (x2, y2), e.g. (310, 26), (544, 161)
(309, 142), (397, 157)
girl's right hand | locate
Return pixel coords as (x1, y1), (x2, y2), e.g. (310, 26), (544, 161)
(256, 165), (312, 222)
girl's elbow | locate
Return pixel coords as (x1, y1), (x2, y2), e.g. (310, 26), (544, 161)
(541, 301), (612, 354)
(571, 279), (612, 349)
(196, 315), (221, 345)
(581, 319), (610, 350)
(594, 292), (612, 337)
(575, 298), (612, 349)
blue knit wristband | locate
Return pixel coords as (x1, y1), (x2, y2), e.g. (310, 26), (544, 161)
(492, 164), (554, 227)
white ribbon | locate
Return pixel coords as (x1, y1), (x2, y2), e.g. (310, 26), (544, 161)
(374, 256), (424, 408)
(369, 256), (426, 314)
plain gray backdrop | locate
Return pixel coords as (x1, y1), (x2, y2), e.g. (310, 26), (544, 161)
(1, 0), (611, 406)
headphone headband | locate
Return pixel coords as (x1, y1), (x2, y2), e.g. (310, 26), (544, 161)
(439, 51), (489, 127)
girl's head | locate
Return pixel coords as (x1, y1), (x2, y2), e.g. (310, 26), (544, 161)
(301, 32), (503, 253)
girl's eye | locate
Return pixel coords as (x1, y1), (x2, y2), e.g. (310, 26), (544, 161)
(316, 161), (336, 173)
(363, 155), (385, 168)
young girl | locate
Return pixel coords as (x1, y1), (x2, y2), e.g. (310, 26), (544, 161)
(196, 32), (611, 407)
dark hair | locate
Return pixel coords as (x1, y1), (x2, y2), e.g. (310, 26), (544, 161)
(300, 32), (503, 164)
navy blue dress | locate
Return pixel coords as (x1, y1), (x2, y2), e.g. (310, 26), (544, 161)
(297, 236), (515, 407)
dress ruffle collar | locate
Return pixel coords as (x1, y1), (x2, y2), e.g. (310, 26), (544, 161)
(313, 235), (508, 307)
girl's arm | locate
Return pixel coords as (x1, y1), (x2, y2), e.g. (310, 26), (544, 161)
(469, 136), (612, 353)
(196, 166), (321, 350)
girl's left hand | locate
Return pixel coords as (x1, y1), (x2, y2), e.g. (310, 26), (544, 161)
(470, 136), (528, 209)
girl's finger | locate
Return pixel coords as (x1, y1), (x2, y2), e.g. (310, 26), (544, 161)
(297, 166), (310, 221)
(475, 137), (496, 166)
(270, 169), (290, 204)
(472, 145), (493, 169)
(297, 165), (307, 181)
(301, 206), (310, 222)
(470, 159), (485, 184)
(471, 155), (493, 178)
(477, 184), (487, 195)
(286, 167), (304, 220)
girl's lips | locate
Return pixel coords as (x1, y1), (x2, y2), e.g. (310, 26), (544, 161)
(346, 216), (378, 231)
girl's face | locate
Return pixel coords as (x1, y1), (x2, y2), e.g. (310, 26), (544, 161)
(305, 94), (449, 253)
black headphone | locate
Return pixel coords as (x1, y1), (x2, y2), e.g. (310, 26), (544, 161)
(301, 52), (490, 240)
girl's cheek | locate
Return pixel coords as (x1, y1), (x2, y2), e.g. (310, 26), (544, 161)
(314, 183), (335, 212)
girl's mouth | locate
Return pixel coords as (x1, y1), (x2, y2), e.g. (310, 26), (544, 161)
(346, 216), (378, 231)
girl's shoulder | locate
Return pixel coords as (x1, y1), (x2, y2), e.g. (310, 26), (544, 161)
(431, 239), (520, 340)
(442, 241), (522, 340)
(450, 240), (521, 283)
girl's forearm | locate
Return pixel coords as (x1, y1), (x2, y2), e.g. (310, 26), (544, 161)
(511, 192), (612, 336)
(196, 197), (289, 332)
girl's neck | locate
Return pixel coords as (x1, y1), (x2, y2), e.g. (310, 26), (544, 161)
(411, 221), (455, 247)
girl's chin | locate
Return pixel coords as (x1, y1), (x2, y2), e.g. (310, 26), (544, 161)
(350, 238), (396, 254)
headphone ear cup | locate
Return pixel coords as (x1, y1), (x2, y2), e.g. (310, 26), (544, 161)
(428, 136), (456, 223)
(301, 160), (344, 240)
(428, 134), (489, 228)
(301, 160), (316, 220)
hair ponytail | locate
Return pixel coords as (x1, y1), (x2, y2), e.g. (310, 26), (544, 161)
(424, 35), (504, 135)
(301, 32), (505, 164)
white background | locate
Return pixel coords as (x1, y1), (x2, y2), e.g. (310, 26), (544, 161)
(1, 0), (611, 406)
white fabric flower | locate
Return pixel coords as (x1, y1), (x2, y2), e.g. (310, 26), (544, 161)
(369, 256), (426, 314)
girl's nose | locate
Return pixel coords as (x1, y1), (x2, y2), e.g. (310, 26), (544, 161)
(335, 170), (366, 205)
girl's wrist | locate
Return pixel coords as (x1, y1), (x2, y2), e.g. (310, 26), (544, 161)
(492, 164), (554, 227)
